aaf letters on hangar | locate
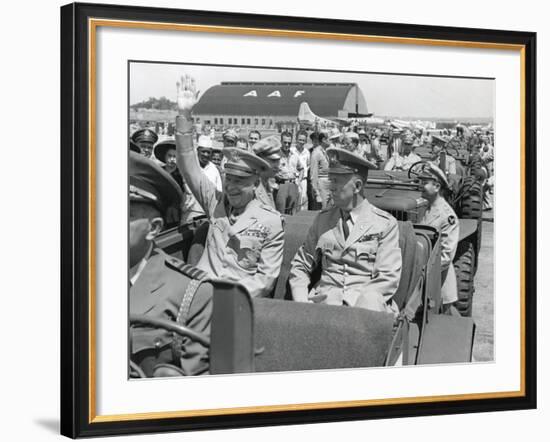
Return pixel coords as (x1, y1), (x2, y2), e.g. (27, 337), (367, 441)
(60, 2), (536, 438)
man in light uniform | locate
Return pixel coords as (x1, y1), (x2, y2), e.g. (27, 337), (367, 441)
(310, 131), (331, 209)
(384, 136), (422, 171)
(430, 134), (457, 175)
(289, 148), (402, 313)
(417, 163), (459, 309)
(175, 75), (284, 298)
(253, 135), (282, 210)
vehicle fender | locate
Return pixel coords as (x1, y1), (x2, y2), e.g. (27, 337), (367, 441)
(459, 218), (479, 242)
(416, 312), (475, 364)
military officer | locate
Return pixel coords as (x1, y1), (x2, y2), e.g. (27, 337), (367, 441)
(253, 135), (282, 209)
(417, 163), (459, 309)
(430, 134), (457, 175)
(174, 74), (284, 298)
(289, 148), (402, 313)
(129, 151), (213, 377)
(384, 136), (422, 171)
(131, 128), (158, 159)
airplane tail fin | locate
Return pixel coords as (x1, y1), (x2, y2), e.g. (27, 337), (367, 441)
(298, 102), (317, 124)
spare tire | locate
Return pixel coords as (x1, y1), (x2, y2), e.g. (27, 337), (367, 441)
(458, 177), (483, 219)
(454, 241), (475, 317)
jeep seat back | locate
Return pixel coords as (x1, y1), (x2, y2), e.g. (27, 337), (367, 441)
(252, 298), (395, 372)
(393, 221), (426, 310)
(273, 212), (320, 299)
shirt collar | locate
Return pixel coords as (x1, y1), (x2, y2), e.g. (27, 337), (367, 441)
(129, 243), (153, 286)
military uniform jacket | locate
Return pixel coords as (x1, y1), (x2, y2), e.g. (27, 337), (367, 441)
(179, 147), (284, 298)
(255, 178), (276, 209)
(130, 249), (212, 376)
(289, 199), (402, 309)
(419, 195), (459, 304)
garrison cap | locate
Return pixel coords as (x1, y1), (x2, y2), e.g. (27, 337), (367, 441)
(223, 148), (271, 178)
(131, 128), (158, 145)
(326, 147), (377, 176)
(252, 135), (282, 160)
(129, 151), (182, 215)
(431, 134), (447, 146)
(129, 139), (141, 154)
(416, 162), (450, 189)
(153, 139), (176, 163)
(222, 129), (238, 142)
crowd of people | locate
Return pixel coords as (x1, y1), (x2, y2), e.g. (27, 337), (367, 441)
(128, 74), (494, 377)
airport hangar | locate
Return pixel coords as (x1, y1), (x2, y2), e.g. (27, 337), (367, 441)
(192, 82), (369, 133)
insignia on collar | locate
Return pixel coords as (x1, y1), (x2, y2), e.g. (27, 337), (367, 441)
(448, 215), (456, 225)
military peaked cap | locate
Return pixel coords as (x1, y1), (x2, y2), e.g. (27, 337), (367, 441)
(252, 135), (282, 160)
(326, 147), (377, 176)
(129, 151), (182, 215)
(223, 148), (271, 178)
(416, 162), (450, 189)
(131, 128), (158, 145)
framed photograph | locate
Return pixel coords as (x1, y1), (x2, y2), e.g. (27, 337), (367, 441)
(60, 2), (536, 438)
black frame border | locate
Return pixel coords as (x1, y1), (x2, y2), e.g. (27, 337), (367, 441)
(60, 2), (537, 438)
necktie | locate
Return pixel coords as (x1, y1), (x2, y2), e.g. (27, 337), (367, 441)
(341, 210), (352, 239)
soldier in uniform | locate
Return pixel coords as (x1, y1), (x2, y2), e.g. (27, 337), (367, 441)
(174, 74), (284, 298)
(430, 134), (457, 175)
(129, 151), (213, 377)
(417, 163), (459, 310)
(253, 135), (282, 209)
(131, 128), (159, 159)
(310, 132), (332, 209)
(384, 136), (422, 171)
(289, 148), (402, 314)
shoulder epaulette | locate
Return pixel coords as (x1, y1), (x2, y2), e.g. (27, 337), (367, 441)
(165, 257), (209, 281)
(258, 202), (279, 214)
(371, 205), (393, 220)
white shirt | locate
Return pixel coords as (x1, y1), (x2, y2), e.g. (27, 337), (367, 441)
(291, 145), (311, 180)
(202, 161), (223, 192)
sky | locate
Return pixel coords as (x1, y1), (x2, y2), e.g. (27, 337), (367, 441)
(130, 62), (494, 120)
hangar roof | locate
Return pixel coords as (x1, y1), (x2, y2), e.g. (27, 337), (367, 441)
(193, 82), (365, 116)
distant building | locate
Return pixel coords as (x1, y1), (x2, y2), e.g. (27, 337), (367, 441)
(192, 82), (368, 132)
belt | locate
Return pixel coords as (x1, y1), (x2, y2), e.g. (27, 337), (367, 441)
(275, 177), (296, 184)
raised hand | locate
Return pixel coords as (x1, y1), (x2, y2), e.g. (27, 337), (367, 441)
(176, 74), (200, 115)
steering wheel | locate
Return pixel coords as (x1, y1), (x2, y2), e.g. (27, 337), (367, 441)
(129, 315), (210, 378)
(408, 161), (432, 180)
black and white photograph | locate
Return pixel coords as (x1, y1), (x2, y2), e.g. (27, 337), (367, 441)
(128, 62), (495, 378)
